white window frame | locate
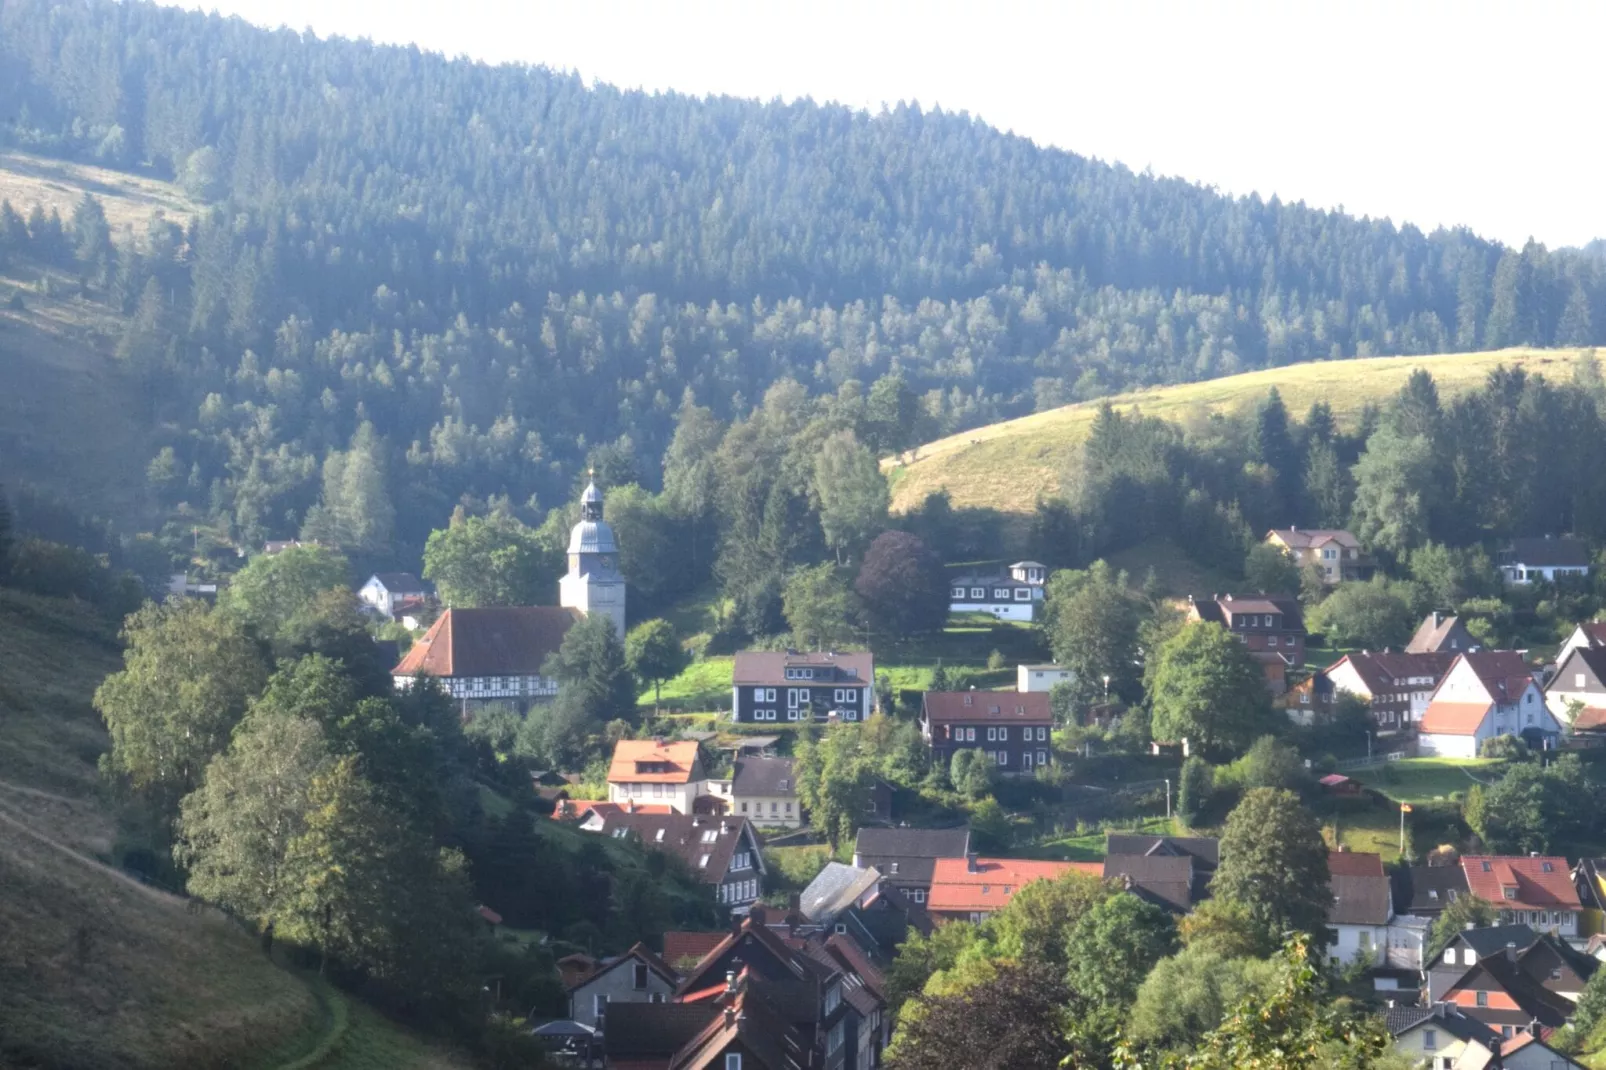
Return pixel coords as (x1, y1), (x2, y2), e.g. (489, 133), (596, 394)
(1037, 749), (1048, 765)
(726, 1055), (742, 1070)
(970, 586), (984, 599)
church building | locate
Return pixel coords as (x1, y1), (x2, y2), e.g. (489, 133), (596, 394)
(559, 478), (627, 638)
(393, 478), (628, 708)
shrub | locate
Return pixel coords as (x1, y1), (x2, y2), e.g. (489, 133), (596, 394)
(1479, 733), (1528, 760)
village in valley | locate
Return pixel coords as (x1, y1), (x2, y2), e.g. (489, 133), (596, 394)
(225, 472), (1606, 1070)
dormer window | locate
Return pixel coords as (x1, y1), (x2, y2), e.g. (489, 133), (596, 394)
(1481, 862), (1492, 872)
(1428, 890), (1439, 900)
(1542, 862), (1554, 873)
(1503, 886), (1517, 900)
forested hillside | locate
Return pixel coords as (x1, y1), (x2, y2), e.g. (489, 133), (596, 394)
(2, 0), (1604, 564)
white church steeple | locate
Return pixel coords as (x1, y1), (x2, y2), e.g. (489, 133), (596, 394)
(559, 472), (627, 638)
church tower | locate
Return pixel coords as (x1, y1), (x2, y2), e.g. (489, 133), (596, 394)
(559, 476), (627, 638)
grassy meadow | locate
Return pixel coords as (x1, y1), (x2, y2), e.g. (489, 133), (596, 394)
(885, 347), (1595, 521)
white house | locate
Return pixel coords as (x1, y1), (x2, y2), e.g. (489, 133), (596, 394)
(1017, 664), (1074, 693)
(1558, 620), (1606, 664)
(1500, 536), (1592, 586)
(358, 572), (427, 620)
(947, 561), (1047, 622)
(1327, 851), (1392, 968)
(606, 740), (706, 814)
(1417, 651), (1557, 759)
(1544, 645), (1606, 730)
(702, 756), (801, 828)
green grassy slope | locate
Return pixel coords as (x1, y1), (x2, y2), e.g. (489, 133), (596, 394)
(885, 347), (1591, 520)
(0, 590), (467, 1069)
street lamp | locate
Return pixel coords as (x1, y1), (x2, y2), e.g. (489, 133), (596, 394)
(1102, 674), (1110, 700)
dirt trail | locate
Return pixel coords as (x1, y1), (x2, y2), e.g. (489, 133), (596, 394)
(0, 779), (182, 905)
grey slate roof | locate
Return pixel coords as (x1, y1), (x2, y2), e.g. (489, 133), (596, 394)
(1508, 536), (1591, 567)
(732, 756), (797, 798)
(799, 863), (881, 923)
(1329, 873), (1392, 926)
(1391, 864), (1469, 917)
(1102, 854), (1195, 913)
(854, 826), (971, 860)
(1105, 834), (1219, 870)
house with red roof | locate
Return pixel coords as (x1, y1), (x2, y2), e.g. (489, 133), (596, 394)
(392, 605), (580, 709)
(926, 855), (1101, 923)
(1322, 650), (1454, 736)
(1187, 592), (1306, 667)
(1417, 651), (1557, 758)
(608, 740), (707, 814)
(1461, 855), (1583, 938)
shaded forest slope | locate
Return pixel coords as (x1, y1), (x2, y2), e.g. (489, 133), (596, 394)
(886, 347), (1591, 519)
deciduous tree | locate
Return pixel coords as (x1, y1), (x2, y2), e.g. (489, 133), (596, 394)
(1147, 622), (1275, 754)
(1211, 788), (1331, 943)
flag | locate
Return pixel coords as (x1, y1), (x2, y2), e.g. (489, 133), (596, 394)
(1401, 803), (1412, 813)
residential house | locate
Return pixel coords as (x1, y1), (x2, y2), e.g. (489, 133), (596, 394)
(608, 740), (707, 814)
(582, 810), (766, 912)
(799, 864), (882, 926)
(1385, 1003), (1501, 1070)
(1016, 663), (1074, 693)
(357, 572), (428, 621)
(1264, 527), (1371, 584)
(673, 917), (858, 1070)
(1545, 645), (1606, 733)
(1326, 851), (1393, 968)
(919, 691), (1054, 775)
(1418, 651), (1557, 759)
(947, 561), (1048, 622)
(1500, 536), (1593, 586)
(662, 983), (813, 1070)
(1102, 834), (1218, 914)
(1491, 1033), (1590, 1069)
(1573, 859), (1606, 938)
(567, 943), (679, 1030)
(1461, 855), (1583, 938)
(391, 606), (577, 709)
(1407, 611), (1481, 656)
(1322, 650), (1455, 735)
(731, 651), (874, 725)
(926, 855), (1100, 923)
(1558, 621), (1606, 664)
(1427, 924), (1597, 1038)
(704, 757), (801, 829)
(1187, 593), (1306, 666)
(828, 887), (933, 961)
(1282, 672), (1337, 726)
(1391, 863), (1471, 921)
(852, 827), (971, 906)
(600, 1001), (724, 1068)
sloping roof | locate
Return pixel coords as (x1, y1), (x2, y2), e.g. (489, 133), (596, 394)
(1105, 834), (1219, 869)
(921, 691), (1052, 725)
(608, 740), (703, 784)
(855, 826), (971, 861)
(1419, 701), (1492, 735)
(1384, 1004), (1497, 1044)
(1508, 536), (1591, 567)
(603, 1003), (722, 1060)
(666, 984), (810, 1070)
(568, 942), (679, 992)
(392, 606), (579, 677)
(1578, 622), (1606, 647)
(927, 857), (1100, 913)
(662, 931), (727, 968)
(1554, 646), (1606, 690)
(1392, 864), (1469, 915)
(1457, 650), (1539, 703)
(1406, 612), (1474, 654)
(1189, 593), (1305, 631)
(1462, 856), (1580, 910)
(799, 863), (881, 923)
(1328, 851), (1385, 878)
(1328, 650), (1454, 695)
(585, 812), (760, 887)
(369, 572), (425, 593)
(1102, 854), (1193, 913)
(731, 757), (796, 798)
(1330, 874), (1391, 925)
(1575, 706), (1606, 731)
(823, 933), (887, 1003)
(731, 650), (873, 685)
(1267, 528), (1360, 550)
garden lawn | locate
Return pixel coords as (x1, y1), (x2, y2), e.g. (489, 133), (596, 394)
(1025, 817), (1175, 863)
(1348, 758), (1501, 804)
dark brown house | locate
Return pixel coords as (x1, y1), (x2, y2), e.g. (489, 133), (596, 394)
(1187, 593), (1306, 666)
(919, 691), (1053, 775)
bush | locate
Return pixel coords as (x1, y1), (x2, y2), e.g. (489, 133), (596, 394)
(1479, 733), (1528, 760)
(5, 536), (145, 617)
(1177, 756), (1213, 824)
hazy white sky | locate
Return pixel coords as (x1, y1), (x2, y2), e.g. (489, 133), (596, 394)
(170, 0), (1603, 249)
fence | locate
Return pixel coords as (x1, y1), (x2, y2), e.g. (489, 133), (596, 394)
(1329, 751), (1407, 774)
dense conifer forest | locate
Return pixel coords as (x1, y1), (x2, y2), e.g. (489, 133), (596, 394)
(3, 0), (1605, 569)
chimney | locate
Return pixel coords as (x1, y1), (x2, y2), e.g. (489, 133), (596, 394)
(1505, 942), (1518, 963)
(725, 970), (737, 994)
(1433, 611), (1444, 627)
(724, 1004), (736, 1026)
(966, 852), (979, 874)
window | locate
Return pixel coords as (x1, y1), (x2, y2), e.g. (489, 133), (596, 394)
(651, 782), (663, 798)
(1442, 949), (1454, 964)
(798, 688), (809, 703)
(1542, 861), (1554, 873)
(825, 985), (841, 1014)
(970, 587), (984, 599)
(753, 686), (764, 701)
(740, 802), (748, 813)
(998, 750), (1008, 766)
(770, 802), (778, 814)
(1284, 634), (1295, 646)
(965, 727), (977, 741)
(1300, 692), (1310, 705)
(1579, 673), (1588, 688)
(993, 588), (1010, 600)
(702, 830), (719, 843)
(785, 802), (792, 813)
(595, 994), (607, 1017)
(633, 963), (649, 989)
(951, 586), (965, 599)
(997, 727), (1009, 741)
(786, 709), (797, 721)
(1503, 886), (1517, 900)
(1475, 991), (1487, 1007)
(650, 993), (664, 1003)
(1037, 750), (1048, 765)
(1014, 588), (1030, 601)
(986, 727), (996, 741)
(726, 1055), (742, 1070)
(787, 688), (797, 707)
(1463, 948), (1476, 965)
(912, 889), (926, 904)
(1022, 752), (1033, 769)
(1423, 1028), (1437, 1051)
(766, 688), (777, 702)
